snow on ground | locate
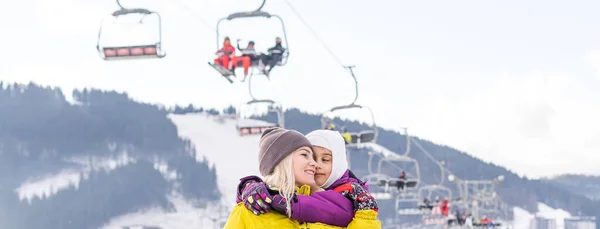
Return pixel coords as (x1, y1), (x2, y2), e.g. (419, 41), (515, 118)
(15, 168), (82, 203)
(513, 207), (535, 229)
(510, 202), (574, 229)
(15, 151), (134, 203)
(536, 202), (572, 229)
(99, 113), (269, 229)
(236, 118), (276, 127)
(169, 113), (263, 209)
(99, 193), (228, 229)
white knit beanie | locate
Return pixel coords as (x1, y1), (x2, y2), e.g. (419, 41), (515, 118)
(306, 129), (348, 189)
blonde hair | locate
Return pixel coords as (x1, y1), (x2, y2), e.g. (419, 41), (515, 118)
(263, 154), (295, 217)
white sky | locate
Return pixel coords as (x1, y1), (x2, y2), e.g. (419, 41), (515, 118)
(1, 0), (599, 179)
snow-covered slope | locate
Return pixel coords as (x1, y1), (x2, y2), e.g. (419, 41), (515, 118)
(513, 207), (534, 229)
(15, 151), (134, 204)
(100, 193), (228, 229)
(236, 118), (276, 127)
(169, 113), (263, 208)
(536, 202), (572, 229)
(99, 113), (263, 229)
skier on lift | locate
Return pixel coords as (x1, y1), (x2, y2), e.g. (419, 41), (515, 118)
(326, 123), (336, 131)
(420, 197), (433, 210)
(258, 37), (286, 76)
(232, 40), (258, 78)
(397, 170), (407, 191)
(340, 127), (352, 144)
(213, 36), (235, 72)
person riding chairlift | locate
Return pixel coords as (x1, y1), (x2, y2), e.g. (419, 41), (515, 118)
(326, 123), (336, 131)
(258, 37), (286, 76)
(432, 196), (442, 215)
(396, 170), (406, 191)
(214, 36), (235, 71)
(440, 198), (450, 216)
(232, 40), (258, 77)
(420, 197), (433, 210)
(340, 128), (352, 144)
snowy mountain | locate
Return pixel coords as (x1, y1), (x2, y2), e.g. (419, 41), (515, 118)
(1, 81), (599, 229)
(0, 83), (220, 229)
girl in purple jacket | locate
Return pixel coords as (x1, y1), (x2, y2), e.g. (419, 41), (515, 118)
(236, 129), (380, 227)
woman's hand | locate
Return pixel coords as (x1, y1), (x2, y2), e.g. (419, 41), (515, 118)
(240, 181), (274, 215)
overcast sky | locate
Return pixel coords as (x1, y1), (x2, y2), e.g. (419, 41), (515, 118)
(1, 0), (599, 179)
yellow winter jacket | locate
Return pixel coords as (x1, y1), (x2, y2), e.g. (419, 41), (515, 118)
(223, 185), (381, 229)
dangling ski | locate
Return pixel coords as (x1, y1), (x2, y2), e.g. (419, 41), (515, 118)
(208, 62), (234, 83)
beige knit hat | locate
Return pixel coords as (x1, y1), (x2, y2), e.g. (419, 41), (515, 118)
(258, 127), (313, 176)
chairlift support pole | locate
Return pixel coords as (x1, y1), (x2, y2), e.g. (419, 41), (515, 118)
(344, 65), (359, 105)
(116, 0), (125, 9)
(256, 0), (266, 12)
(248, 74), (258, 101)
(241, 73), (285, 128)
(401, 128), (411, 157)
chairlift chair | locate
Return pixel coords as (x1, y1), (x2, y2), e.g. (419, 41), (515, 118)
(376, 154), (421, 191)
(210, 0), (290, 82)
(320, 66), (378, 146)
(235, 99), (284, 136)
(395, 193), (422, 215)
(96, 0), (166, 60)
(361, 173), (393, 200)
(417, 185), (453, 214)
(320, 104), (378, 147)
(418, 186), (452, 201)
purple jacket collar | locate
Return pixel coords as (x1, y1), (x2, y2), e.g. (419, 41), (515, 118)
(327, 169), (370, 192)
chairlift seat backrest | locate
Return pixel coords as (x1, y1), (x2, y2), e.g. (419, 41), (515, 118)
(397, 208), (422, 215)
(238, 125), (276, 136)
(405, 180), (418, 188)
(371, 192), (392, 200)
(359, 131), (376, 143)
(350, 133), (359, 144)
(101, 44), (164, 60)
(378, 178), (418, 188)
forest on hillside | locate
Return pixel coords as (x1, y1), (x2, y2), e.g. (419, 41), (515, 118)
(543, 174), (600, 201)
(0, 82), (219, 229)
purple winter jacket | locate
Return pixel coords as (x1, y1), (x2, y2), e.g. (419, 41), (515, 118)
(236, 169), (369, 227)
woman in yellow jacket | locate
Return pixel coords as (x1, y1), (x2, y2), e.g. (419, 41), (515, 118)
(223, 127), (380, 229)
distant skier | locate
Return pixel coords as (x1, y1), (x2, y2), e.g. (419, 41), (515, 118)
(325, 123), (336, 131)
(440, 198), (450, 216)
(432, 196), (441, 215)
(340, 128), (352, 144)
(420, 197), (433, 210)
(396, 170), (406, 191)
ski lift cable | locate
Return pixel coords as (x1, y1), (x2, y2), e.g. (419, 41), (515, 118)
(168, 0), (215, 33)
(410, 138), (456, 179)
(282, 0), (345, 67)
